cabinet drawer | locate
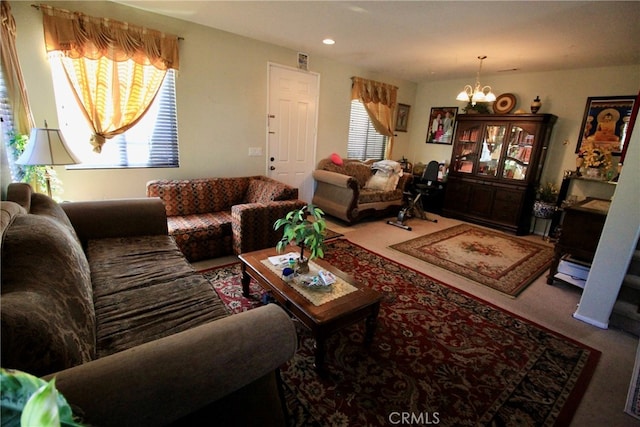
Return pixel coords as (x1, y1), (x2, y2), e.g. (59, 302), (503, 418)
(468, 185), (494, 216)
(443, 179), (471, 211)
(494, 189), (524, 203)
(492, 199), (519, 224)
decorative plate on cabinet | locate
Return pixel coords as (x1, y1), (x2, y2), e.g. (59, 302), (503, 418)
(493, 93), (516, 114)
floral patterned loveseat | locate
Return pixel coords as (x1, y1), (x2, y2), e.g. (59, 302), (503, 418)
(147, 176), (305, 261)
(312, 156), (411, 224)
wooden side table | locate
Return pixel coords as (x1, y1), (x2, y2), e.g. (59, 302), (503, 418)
(547, 197), (610, 285)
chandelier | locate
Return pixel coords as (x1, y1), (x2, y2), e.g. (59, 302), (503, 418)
(456, 56), (496, 106)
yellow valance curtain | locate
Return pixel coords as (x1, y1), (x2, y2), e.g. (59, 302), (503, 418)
(351, 76), (398, 159)
(39, 4), (180, 152)
(40, 4), (179, 70)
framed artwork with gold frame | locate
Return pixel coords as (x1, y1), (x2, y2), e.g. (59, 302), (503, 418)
(576, 95), (635, 155)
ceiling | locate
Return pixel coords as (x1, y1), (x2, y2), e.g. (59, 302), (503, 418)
(116, 1), (640, 83)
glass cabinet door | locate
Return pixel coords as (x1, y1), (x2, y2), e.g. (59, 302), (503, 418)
(477, 125), (506, 177)
(502, 125), (534, 180)
(452, 123), (481, 174)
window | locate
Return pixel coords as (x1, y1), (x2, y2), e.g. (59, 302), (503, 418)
(347, 100), (387, 161)
(50, 61), (179, 169)
(0, 67), (23, 181)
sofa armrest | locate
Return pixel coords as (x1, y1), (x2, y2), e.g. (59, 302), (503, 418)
(312, 170), (360, 223)
(232, 199), (306, 254)
(46, 304), (297, 427)
(61, 198), (168, 245)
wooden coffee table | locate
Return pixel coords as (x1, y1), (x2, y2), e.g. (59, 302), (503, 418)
(238, 247), (382, 373)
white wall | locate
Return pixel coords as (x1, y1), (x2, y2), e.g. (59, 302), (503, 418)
(7, 2), (640, 205)
(410, 66), (640, 198)
(9, 1), (416, 201)
(574, 121), (640, 328)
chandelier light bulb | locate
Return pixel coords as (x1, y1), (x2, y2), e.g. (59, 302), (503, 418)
(456, 56), (495, 106)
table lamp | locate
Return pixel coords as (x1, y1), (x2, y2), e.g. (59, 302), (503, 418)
(15, 121), (79, 197)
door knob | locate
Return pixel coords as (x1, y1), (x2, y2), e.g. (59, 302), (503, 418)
(270, 157), (275, 161)
(270, 166), (276, 170)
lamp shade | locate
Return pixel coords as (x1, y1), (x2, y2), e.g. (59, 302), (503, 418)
(456, 89), (470, 102)
(484, 91), (497, 102)
(16, 128), (79, 166)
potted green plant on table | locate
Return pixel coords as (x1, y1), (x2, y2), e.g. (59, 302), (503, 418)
(274, 204), (327, 274)
(533, 182), (559, 219)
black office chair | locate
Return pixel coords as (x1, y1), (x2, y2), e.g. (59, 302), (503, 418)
(411, 160), (440, 223)
(388, 160), (439, 230)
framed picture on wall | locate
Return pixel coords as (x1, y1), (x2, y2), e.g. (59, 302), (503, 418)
(576, 95), (635, 155)
(297, 52), (309, 71)
(395, 103), (410, 132)
(426, 107), (458, 144)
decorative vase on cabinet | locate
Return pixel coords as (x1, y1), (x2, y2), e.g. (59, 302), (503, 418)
(584, 167), (603, 180)
(533, 201), (556, 219)
(443, 113), (558, 235)
(530, 96), (542, 113)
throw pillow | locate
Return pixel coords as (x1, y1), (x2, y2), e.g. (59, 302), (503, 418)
(364, 173), (390, 191)
(383, 174), (400, 191)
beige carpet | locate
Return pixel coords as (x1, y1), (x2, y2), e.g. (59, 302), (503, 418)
(390, 224), (554, 297)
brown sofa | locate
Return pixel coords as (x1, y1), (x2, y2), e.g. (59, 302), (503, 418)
(312, 157), (411, 223)
(1, 183), (297, 427)
(146, 176), (305, 261)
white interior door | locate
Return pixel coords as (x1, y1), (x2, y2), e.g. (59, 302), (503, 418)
(267, 63), (319, 204)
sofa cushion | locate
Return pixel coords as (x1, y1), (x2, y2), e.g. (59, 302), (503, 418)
(29, 193), (82, 246)
(344, 162), (372, 188)
(88, 235), (229, 357)
(167, 212), (234, 261)
(1, 215), (96, 376)
(317, 157), (347, 174)
(243, 179), (292, 204)
(147, 179), (249, 216)
(358, 188), (404, 204)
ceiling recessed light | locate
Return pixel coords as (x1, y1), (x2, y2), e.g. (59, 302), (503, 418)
(323, 38), (335, 45)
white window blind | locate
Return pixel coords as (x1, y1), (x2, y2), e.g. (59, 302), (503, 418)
(347, 100), (387, 161)
(0, 67), (23, 181)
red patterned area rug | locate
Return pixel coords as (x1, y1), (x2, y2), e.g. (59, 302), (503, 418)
(324, 228), (343, 241)
(200, 239), (599, 427)
(390, 224), (554, 297)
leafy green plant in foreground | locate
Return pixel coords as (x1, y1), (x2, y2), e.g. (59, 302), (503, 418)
(0, 368), (82, 427)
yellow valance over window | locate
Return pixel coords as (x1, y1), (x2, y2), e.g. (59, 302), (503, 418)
(351, 76), (398, 159)
(40, 3), (179, 71)
(38, 4), (180, 152)
(351, 76), (397, 109)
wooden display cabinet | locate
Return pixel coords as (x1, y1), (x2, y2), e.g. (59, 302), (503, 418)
(443, 114), (557, 234)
